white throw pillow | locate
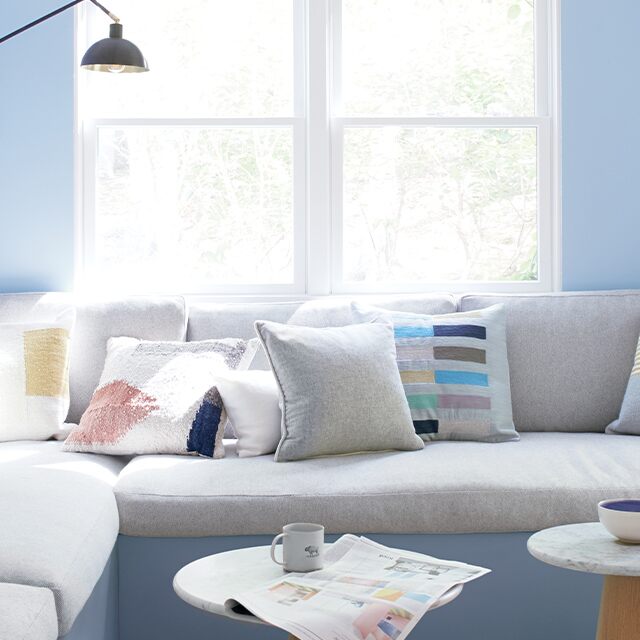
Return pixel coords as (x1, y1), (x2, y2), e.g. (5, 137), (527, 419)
(0, 309), (75, 442)
(215, 370), (282, 457)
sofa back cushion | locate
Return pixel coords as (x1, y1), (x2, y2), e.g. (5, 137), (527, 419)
(189, 296), (457, 340)
(188, 295), (456, 370)
(459, 291), (640, 432)
(188, 302), (303, 341)
(0, 294), (187, 423)
(188, 302), (304, 370)
(288, 294), (457, 328)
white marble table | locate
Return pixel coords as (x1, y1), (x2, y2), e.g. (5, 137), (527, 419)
(173, 545), (463, 638)
(528, 523), (640, 640)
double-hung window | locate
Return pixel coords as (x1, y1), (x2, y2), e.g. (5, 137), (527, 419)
(78, 0), (558, 295)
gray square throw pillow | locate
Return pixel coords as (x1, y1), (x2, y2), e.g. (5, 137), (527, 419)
(254, 320), (424, 462)
(607, 335), (640, 435)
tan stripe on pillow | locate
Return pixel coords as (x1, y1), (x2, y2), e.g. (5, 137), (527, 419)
(24, 328), (70, 397)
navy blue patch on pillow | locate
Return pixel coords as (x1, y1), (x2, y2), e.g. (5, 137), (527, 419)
(187, 387), (224, 457)
(413, 419), (439, 434)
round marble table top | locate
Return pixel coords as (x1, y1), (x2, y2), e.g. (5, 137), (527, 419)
(174, 545), (463, 626)
(528, 523), (640, 577)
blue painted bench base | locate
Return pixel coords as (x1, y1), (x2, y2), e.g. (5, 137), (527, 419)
(62, 551), (118, 640)
(64, 532), (603, 639)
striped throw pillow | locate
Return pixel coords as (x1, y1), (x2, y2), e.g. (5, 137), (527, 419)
(352, 303), (518, 442)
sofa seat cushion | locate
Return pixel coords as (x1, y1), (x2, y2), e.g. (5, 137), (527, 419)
(114, 433), (640, 537)
(0, 440), (128, 479)
(0, 442), (126, 635)
(0, 583), (57, 640)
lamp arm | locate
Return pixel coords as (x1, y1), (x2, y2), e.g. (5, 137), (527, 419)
(0, 0), (120, 46)
(88, 0), (120, 24)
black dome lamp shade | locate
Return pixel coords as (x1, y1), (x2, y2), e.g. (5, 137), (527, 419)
(0, 0), (148, 74)
(81, 23), (149, 73)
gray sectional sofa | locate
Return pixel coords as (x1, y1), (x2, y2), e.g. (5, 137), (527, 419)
(2, 291), (640, 640)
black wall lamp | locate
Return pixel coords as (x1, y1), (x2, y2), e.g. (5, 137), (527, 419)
(0, 0), (148, 73)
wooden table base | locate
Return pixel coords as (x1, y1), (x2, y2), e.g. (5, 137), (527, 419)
(596, 576), (640, 640)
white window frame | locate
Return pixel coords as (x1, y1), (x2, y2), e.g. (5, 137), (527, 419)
(75, 0), (561, 297)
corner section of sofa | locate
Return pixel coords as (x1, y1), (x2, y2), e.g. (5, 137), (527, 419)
(0, 442), (127, 638)
(0, 583), (58, 640)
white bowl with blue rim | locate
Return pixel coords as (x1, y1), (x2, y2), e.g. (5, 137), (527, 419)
(598, 499), (640, 543)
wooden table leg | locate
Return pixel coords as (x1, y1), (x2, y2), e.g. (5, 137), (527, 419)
(596, 576), (640, 640)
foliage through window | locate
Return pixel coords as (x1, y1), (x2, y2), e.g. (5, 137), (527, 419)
(79, 0), (556, 294)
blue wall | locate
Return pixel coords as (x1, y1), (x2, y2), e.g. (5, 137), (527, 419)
(561, 0), (640, 290)
(1, 0), (639, 292)
(0, 1), (74, 293)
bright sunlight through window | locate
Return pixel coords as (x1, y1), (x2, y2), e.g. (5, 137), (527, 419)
(78, 0), (557, 295)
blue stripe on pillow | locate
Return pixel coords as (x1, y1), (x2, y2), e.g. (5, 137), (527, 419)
(433, 324), (486, 339)
(434, 370), (489, 386)
(394, 326), (434, 338)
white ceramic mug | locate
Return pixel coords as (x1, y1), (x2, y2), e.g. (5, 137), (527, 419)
(270, 523), (325, 572)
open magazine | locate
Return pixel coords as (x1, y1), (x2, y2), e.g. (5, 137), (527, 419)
(225, 535), (490, 640)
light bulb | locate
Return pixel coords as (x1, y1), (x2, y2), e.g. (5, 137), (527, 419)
(107, 65), (125, 74)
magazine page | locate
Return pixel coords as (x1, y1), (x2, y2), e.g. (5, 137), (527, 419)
(226, 535), (490, 640)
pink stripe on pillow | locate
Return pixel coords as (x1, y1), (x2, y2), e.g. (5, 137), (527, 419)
(438, 394), (491, 410)
(67, 380), (158, 446)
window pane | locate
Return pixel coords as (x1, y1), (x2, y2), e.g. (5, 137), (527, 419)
(93, 127), (294, 288)
(84, 0), (293, 117)
(342, 127), (537, 283)
(342, 0), (535, 116)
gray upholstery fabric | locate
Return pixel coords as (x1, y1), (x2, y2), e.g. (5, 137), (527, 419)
(256, 320), (423, 461)
(188, 301), (303, 371)
(68, 297), (187, 422)
(114, 432), (640, 537)
(460, 291), (640, 432)
(288, 294), (457, 328)
(0, 294), (187, 424)
(0, 442), (125, 634)
(0, 583), (57, 640)
(188, 301), (304, 341)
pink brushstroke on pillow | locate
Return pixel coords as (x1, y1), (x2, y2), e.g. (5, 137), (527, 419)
(68, 380), (158, 445)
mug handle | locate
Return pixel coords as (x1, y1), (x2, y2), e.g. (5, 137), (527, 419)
(270, 533), (286, 566)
